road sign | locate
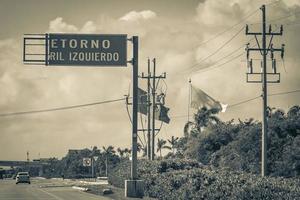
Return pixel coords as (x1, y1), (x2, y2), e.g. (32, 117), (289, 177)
(47, 34), (127, 66)
(93, 156), (98, 161)
(83, 158), (91, 166)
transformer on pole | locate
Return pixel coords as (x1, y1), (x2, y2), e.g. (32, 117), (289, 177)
(245, 4), (285, 177)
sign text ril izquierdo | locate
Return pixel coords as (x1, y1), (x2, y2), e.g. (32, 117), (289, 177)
(47, 34), (127, 66)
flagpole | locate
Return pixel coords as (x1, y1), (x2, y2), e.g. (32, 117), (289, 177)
(188, 78), (191, 122)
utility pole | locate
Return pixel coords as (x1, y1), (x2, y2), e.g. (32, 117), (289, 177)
(147, 59), (151, 160)
(151, 58), (166, 160)
(141, 58), (166, 160)
(245, 4), (285, 177)
(26, 151), (30, 171)
(26, 151), (29, 162)
(151, 58), (156, 161)
(139, 59), (152, 160)
(91, 157), (94, 178)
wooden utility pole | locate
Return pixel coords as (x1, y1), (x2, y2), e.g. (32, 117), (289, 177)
(245, 4), (284, 177)
(147, 59), (151, 160)
(141, 58), (166, 160)
(151, 58), (156, 160)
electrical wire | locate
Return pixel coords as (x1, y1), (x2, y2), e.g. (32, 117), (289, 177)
(195, 8), (259, 48)
(155, 121), (164, 137)
(250, 10), (300, 25)
(139, 112), (147, 147)
(185, 26), (245, 74)
(185, 37), (255, 76)
(0, 98), (126, 117)
(170, 88), (300, 119)
(162, 79), (168, 96)
(227, 95), (261, 108)
(269, 89), (300, 97)
(195, 52), (244, 74)
(180, 3), (290, 76)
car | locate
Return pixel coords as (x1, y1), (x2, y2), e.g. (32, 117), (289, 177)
(16, 172), (30, 184)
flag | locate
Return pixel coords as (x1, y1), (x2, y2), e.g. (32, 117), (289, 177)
(190, 86), (227, 112)
(138, 87), (170, 123)
(138, 88), (148, 115)
(155, 104), (171, 124)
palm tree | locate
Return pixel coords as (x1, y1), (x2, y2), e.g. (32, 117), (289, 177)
(167, 136), (179, 154)
(123, 148), (131, 158)
(238, 118), (255, 126)
(102, 146), (115, 177)
(117, 148), (125, 158)
(157, 138), (171, 158)
(137, 143), (147, 157)
(184, 106), (220, 137)
(194, 106), (220, 130)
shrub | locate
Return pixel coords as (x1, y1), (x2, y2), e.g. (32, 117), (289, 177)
(109, 159), (300, 200)
(108, 158), (202, 188)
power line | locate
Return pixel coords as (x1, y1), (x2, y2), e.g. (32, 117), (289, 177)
(171, 88), (300, 119)
(193, 1), (279, 48)
(0, 97), (126, 117)
(189, 25), (281, 75)
(194, 52), (244, 74)
(185, 26), (244, 74)
(6, 88), (296, 119)
(181, 3), (293, 75)
(269, 89), (300, 97)
(195, 8), (259, 48)
(228, 95), (261, 108)
(251, 10), (300, 25)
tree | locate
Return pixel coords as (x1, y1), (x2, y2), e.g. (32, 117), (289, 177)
(102, 146), (116, 177)
(137, 143), (147, 157)
(194, 106), (220, 131)
(167, 136), (179, 154)
(183, 106), (220, 138)
(117, 148), (125, 158)
(157, 138), (171, 158)
(123, 148), (131, 158)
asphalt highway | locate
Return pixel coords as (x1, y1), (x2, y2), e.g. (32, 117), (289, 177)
(0, 178), (110, 200)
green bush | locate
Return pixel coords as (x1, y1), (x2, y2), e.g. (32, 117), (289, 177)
(108, 158), (202, 188)
(109, 159), (300, 200)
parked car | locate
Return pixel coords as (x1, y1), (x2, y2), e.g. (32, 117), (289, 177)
(16, 172), (30, 184)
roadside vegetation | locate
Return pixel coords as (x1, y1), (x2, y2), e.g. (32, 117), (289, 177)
(39, 105), (300, 199)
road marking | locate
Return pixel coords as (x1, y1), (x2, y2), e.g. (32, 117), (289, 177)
(37, 188), (65, 200)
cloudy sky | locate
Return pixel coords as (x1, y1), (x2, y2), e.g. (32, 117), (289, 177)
(0, 0), (299, 161)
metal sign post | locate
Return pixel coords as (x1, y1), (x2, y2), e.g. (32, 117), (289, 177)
(124, 36), (144, 198)
(131, 36), (138, 180)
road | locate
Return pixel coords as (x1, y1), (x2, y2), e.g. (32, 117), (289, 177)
(0, 178), (110, 200)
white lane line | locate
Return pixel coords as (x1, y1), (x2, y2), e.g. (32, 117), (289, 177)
(37, 188), (65, 200)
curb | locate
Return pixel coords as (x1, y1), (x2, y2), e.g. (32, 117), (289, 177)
(72, 186), (90, 192)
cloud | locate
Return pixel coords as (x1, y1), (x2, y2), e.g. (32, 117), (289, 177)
(282, 0), (300, 7)
(119, 10), (157, 22)
(49, 18), (97, 33)
(196, 0), (246, 26)
(80, 21), (97, 33)
(49, 17), (78, 33)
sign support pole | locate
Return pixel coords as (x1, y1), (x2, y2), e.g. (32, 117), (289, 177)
(125, 36), (144, 198)
(131, 36), (138, 180)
